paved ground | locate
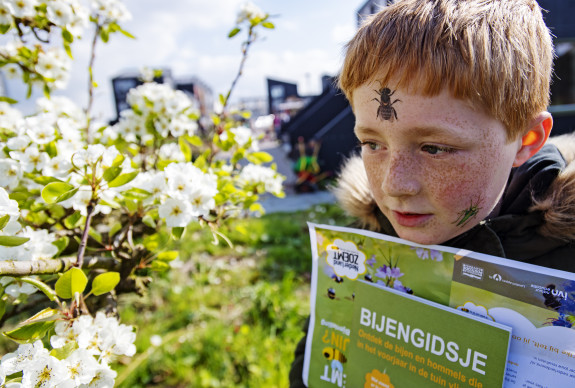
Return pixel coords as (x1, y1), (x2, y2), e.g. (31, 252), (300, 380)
(257, 139), (337, 213)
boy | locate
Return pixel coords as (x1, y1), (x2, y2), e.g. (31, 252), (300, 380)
(290, 0), (575, 386)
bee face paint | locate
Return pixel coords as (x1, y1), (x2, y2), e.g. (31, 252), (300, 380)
(372, 83), (401, 122)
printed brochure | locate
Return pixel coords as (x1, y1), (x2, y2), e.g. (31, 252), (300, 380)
(303, 223), (575, 388)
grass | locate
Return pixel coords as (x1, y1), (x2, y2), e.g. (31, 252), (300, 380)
(114, 203), (353, 387)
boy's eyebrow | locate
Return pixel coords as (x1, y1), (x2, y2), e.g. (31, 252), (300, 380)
(354, 126), (380, 138)
(355, 124), (472, 141)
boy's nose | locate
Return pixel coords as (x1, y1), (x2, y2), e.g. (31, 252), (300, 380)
(381, 153), (421, 197)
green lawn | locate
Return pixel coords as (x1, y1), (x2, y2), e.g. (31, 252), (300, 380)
(115, 203), (353, 387)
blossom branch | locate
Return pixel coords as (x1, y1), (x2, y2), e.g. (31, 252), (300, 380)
(223, 24), (256, 111)
(0, 255), (120, 276)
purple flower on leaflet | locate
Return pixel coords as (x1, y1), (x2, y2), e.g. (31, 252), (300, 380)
(411, 247), (443, 262)
(366, 255), (376, 267)
(375, 265), (403, 279)
(393, 280), (409, 293)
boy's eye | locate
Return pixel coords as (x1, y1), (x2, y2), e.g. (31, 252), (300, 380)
(421, 144), (456, 155)
(359, 141), (381, 151)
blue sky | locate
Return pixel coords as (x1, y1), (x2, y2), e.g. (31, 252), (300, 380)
(8, 0), (364, 121)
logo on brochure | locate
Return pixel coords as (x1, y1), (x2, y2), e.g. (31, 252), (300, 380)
(326, 239), (366, 280)
(491, 274), (502, 282)
(461, 263), (484, 280)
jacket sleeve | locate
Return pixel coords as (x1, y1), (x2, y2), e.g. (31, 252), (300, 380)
(289, 316), (310, 388)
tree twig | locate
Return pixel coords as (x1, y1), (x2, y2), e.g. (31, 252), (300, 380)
(0, 255), (120, 276)
(223, 25), (256, 110)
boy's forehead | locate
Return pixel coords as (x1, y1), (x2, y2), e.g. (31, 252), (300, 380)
(352, 82), (509, 143)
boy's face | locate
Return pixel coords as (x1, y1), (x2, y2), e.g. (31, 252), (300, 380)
(353, 82), (523, 245)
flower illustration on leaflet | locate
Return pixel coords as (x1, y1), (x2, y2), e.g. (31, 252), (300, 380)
(372, 247), (413, 295)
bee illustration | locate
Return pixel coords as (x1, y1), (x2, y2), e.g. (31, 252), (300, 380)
(323, 264), (343, 283)
(543, 284), (562, 311)
(364, 274), (373, 282)
(323, 347), (347, 363)
(327, 288), (336, 299)
(372, 84), (401, 122)
(453, 197), (482, 227)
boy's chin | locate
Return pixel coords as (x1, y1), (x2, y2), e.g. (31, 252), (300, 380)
(394, 227), (466, 247)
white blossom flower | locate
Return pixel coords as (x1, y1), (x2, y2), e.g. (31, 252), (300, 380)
(16, 146), (49, 172)
(3, 277), (36, 297)
(92, 0), (131, 22)
(7, 135), (30, 152)
(46, 0), (74, 26)
(82, 364), (117, 388)
(159, 143), (185, 162)
(132, 171), (166, 198)
(159, 198), (192, 227)
(1, 340), (48, 375)
(0, 159), (22, 189)
(62, 348), (99, 385)
(6, 0), (37, 18)
(0, 3), (12, 24)
(26, 120), (56, 145)
(0, 102), (23, 131)
(66, 5), (89, 37)
(236, 1), (266, 24)
(230, 126), (253, 147)
(238, 164), (284, 195)
(21, 354), (67, 388)
(43, 155), (73, 178)
(150, 335), (162, 347)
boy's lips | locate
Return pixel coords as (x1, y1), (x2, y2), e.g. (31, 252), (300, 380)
(391, 211), (432, 227)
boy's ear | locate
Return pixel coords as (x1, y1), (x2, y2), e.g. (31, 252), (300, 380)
(513, 112), (553, 167)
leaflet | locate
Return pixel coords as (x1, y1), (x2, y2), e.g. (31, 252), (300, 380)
(303, 223), (575, 388)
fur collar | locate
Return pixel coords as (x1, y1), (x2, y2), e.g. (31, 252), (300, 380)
(331, 133), (575, 242)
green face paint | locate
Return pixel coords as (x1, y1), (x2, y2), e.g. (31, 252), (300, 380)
(453, 198), (482, 227)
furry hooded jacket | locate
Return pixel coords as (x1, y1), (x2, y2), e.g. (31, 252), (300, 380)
(289, 133), (575, 388)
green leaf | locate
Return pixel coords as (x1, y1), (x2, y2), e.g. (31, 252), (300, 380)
(172, 227), (185, 239)
(0, 300), (5, 321)
(249, 202), (265, 214)
(112, 153), (126, 167)
(118, 27), (136, 39)
(62, 29), (74, 43)
(179, 137), (192, 162)
(91, 272), (120, 296)
(0, 96), (18, 104)
(55, 268), (88, 299)
(124, 199), (138, 214)
(34, 176), (63, 185)
(103, 166), (122, 182)
(42, 182), (78, 204)
(52, 236), (69, 257)
(150, 260), (170, 272)
(88, 229), (102, 244)
(109, 222), (122, 237)
(64, 211), (83, 229)
(186, 135), (204, 147)
(0, 236), (30, 247)
(21, 308), (59, 325)
(123, 188), (151, 201)
(228, 27), (241, 38)
(0, 214), (10, 230)
(261, 21), (275, 29)
(108, 171), (139, 188)
(3, 321), (55, 344)
(158, 251), (179, 262)
(218, 94), (226, 107)
(20, 277), (58, 301)
(142, 214), (156, 228)
(51, 341), (78, 360)
(246, 151), (273, 164)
